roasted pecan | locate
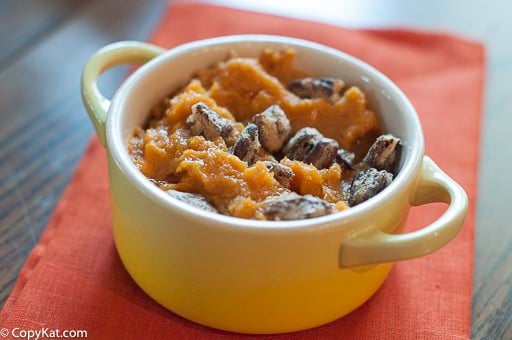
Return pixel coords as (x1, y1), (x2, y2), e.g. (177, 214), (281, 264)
(302, 138), (339, 169)
(167, 190), (218, 213)
(336, 148), (356, 168)
(232, 123), (261, 164)
(251, 105), (291, 153)
(362, 134), (400, 172)
(348, 168), (393, 206)
(288, 77), (344, 99)
(262, 161), (294, 187)
(187, 102), (233, 140)
(283, 127), (339, 169)
(283, 127), (321, 160)
(262, 193), (336, 220)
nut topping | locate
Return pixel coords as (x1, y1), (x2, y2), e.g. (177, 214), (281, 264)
(232, 123), (261, 164)
(252, 105), (291, 153)
(283, 127), (321, 160)
(283, 127), (339, 169)
(362, 134), (400, 172)
(288, 77), (344, 99)
(302, 138), (339, 170)
(348, 168), (393, 206)
(262, 161), (294, 188)
(167, 190), (218, 213)
(262, 193), (336, 221)
(187, 102), (233, 140)
(336, 148), (356, 168)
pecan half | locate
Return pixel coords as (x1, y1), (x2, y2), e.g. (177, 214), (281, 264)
(187, 102), (233, 140)
(288, 77), (344, 99)
(167, 190), (218, 213)
(336, 148), (356, 168)
(348, 168), (393, 206)
(262, 161), (294, 188)
(262, 193), (336, 221)
(283, 127), (339, 169)
(283, 127), (321, 160)
(362, 134), (400, 172)
(302, 138), (339, 169)
(251, 105), (291, 153)
(232, 123), (261, 164)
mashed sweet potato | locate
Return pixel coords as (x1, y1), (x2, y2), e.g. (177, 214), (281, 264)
(127, 49), (381, 219)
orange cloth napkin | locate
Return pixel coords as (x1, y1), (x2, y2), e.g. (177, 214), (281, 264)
(0, 2), (483, 339)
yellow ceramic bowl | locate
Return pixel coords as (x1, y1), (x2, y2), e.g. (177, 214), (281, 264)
(81, 35), (468, 334)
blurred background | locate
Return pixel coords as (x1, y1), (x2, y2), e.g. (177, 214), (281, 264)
(0, 0), (510, 338)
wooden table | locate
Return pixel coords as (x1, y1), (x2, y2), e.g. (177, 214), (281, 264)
(0, 1), (510, 338)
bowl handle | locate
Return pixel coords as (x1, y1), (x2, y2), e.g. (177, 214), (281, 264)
(81, 41), (166, 146)
(339, 156), (468, 268)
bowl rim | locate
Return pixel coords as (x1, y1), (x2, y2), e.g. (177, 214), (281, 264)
(107, 34), (425, 231)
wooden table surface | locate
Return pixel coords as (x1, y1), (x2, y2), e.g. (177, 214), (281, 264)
(0, 1), (510, 338)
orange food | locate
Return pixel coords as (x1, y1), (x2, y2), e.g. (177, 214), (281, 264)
(127, 50), (380, 219)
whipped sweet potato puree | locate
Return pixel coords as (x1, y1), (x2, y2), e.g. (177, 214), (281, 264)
(127, 49), (382, 219)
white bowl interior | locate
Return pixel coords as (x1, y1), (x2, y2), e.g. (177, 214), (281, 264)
(108, 35), (424, 228)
